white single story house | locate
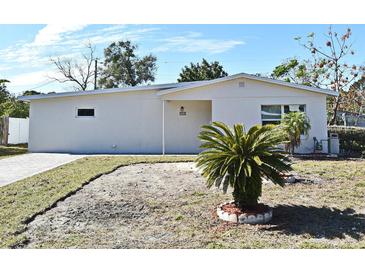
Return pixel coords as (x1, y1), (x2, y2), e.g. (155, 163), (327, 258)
(19, 73), (337, 154)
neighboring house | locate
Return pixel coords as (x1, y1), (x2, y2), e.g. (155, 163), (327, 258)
(19, 73), (337, 154)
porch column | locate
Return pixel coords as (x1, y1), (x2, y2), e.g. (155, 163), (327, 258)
(162, 100), (165, 155)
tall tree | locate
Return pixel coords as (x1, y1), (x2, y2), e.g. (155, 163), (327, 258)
(272, 58), (326, 87)
(177, 59), (228, 82)
(50, 43), (96, 91)
(293, 27), (365, 125)
(0, 79), (11, 105)
(1, 98), (29, 118)
(22, 90), (41, 96)
(0, 80), (30, 118)
(98, 41), (157, 88)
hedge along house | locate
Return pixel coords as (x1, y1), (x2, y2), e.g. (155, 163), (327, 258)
(19, 73), (337, 154)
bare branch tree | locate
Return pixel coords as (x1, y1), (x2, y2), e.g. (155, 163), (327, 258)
(49, 43), (96, 91)
(295, 27), (365, 125)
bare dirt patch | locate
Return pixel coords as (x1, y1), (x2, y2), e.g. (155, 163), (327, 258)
(24, 161), (365, 249)
(25, 162), (222, 248)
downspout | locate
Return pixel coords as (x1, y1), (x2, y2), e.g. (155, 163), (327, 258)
(162, 100), (165, 155)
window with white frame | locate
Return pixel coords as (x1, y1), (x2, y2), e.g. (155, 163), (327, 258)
(261, 104), (306, 125)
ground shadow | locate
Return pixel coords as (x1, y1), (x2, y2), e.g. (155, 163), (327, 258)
(266, 204), (365, 240)
(0, 145), (28, 158)
(291, 155), (363, 162)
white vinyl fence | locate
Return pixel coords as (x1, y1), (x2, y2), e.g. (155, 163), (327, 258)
(8, 117), (29, 144)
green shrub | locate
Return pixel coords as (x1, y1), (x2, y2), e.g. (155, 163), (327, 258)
(328, 126), (365, 157)
(281, 112), (311, 154)
(196, 122), (292, 209)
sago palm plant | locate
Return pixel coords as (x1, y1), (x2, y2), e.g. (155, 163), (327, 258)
(281, 112), (311, 154)
(196, 121), (292, 210)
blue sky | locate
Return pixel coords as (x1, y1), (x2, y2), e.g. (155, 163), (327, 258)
(0, 24), (364, 95)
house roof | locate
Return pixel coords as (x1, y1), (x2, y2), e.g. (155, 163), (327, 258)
(17, 82), (199, 101)
(18, 73), (337, 102)
(157, 73), (338, 97)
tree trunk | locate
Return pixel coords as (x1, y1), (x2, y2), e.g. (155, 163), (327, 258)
(328, 61), (341, 126)
(0, 117), (9, 145)
(232, 180), (261, 210)
(329, 97), (340, 125)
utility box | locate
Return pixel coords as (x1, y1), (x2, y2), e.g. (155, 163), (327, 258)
(329, 133), (340, 154)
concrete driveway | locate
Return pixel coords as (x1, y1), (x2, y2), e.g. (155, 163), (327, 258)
(0, 153), (85, 187)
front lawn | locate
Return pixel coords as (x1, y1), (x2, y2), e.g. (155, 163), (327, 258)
(0, 156), (195, 248)
(1, 156), (364, 249)
(0, 144), (28, 160)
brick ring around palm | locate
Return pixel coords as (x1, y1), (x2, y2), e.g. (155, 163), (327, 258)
(216, 201), (273, 224)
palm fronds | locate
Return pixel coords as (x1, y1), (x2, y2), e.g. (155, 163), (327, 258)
(281, 112), (311, 154)
(196, 122), (292, 208)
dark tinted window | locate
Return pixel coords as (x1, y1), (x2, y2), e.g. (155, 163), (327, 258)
(284, 104), (305, 114)
(284, 105), (290, 113)
(262, 120), (281, 126)
(77, 108), (95, 117)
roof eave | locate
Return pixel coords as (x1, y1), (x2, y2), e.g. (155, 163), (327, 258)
(17, 73), (338, 102)
(157, 73), (338, 97)
(17, 82), (194, 101)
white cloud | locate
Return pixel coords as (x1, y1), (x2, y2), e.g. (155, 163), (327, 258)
(0, 24), (89, 67)
(7, 70), (54, 87)
(0, 65), (11, 72)
(1, 26), (244, 92)
(154, 32), (244, 54)
(0, 25), (158, 68)
(0, 45), (44, 65)
(33, 24), (88, 46)
(6, 69), (70, 95)
(62, 27), (159, 48)
(0, 25), (161, 92)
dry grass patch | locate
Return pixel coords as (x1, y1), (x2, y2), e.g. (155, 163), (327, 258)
(0, 144), (27, 160)
(0, 156), (195, 248)
(21, 159), (365, 249)
(1, 157), (364, 249)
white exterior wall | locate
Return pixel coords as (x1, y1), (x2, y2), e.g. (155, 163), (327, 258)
(29, 92), (212, 154)
(164, 100), (211, 153)
(29, 91), (164, 153)
(8, 117), (29, 144)
(28, 76), (330, 154)
(162, 78), (329, 154)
